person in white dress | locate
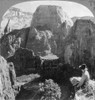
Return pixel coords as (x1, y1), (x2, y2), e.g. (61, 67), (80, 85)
(77, 64), (90, 89)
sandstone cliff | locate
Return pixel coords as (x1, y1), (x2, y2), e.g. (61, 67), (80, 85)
(0, 27), (30, 58)
(7, 47), (41, 76)
(26, 5), (73, 56)
(64, 19), (95, 77)
(1, 7), (32, 33)
(1, 4), (95, 100)
(1, 6), (95, 75)
(0, 5), (73, 58)
(0, 56), (15, 100)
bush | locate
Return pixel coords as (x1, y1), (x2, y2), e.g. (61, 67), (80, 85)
(39, 79), (61, 100)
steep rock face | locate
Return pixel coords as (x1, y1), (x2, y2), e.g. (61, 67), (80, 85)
(64, 19), (95, 77)
(0, 5), (73, 58)
(30, 5), (73, 34)
(27, 28), (57, 56)
(26, 5), (73, 56)
(0, 55), (15, 100)
(0, 27), (30, 58)
(72, 16), (95, 23)
(7, 48), (82, 100)
(7, 48), (41, 76)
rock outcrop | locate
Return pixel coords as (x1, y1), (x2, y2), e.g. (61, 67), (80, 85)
(0, 56), (15, 100)
(1, 4), (95, 100)
(1, 7), (32, 33)
(1, 5), (95, 76)
(7, 48), (41, 76)
(64, 19), (95, 77)
(7, 47), (81, 80)
(1, 5), (95, 80)
(30, 5), (73, 33)
(26, 5), (73, 56)
(7, 47), (82, 100)
(0, 5), (73, 58)
(72, 16), (95, 23)
(0, 27), (30, 58)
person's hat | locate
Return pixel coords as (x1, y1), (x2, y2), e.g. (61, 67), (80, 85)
(79, 64), (87, 70)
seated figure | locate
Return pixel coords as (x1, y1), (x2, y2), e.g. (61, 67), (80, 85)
(77, 64), (90, 89)
(70, 64), (91, 99)
(70, 64), (90, 89)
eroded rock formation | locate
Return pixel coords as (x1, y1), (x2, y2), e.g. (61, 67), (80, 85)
(1, 7), (32, 33)
(0, 5), (73, 58)
(7, 48), (41, 76)
(0, 27), (30, 58)
(0, 56), (15, 100)
(1, 5), (95, 78)
(27, 5), (73, 56)
(64, 19), (95, 78)
(7, 47), (81, 100)
(1, 4), (95, 100)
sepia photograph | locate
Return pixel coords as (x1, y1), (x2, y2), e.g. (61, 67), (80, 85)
(0, 0), (95, 100)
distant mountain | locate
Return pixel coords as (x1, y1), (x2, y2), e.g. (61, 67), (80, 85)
(0, 5), (73, 58)
(72, 16), (95, 23)
(1, 7), (32, 32)
(1, 5), (95, 73)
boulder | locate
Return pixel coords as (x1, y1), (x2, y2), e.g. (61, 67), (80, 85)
(0, 55), (15, 100)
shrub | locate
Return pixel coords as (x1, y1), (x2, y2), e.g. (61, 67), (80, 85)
(39, 79), (61, 100)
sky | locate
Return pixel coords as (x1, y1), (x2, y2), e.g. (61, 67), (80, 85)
(0, 0), (94, 29)
(4, 1), (94, 18)
(0, 0), (94, 19)
(0, 0), (95, 30)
